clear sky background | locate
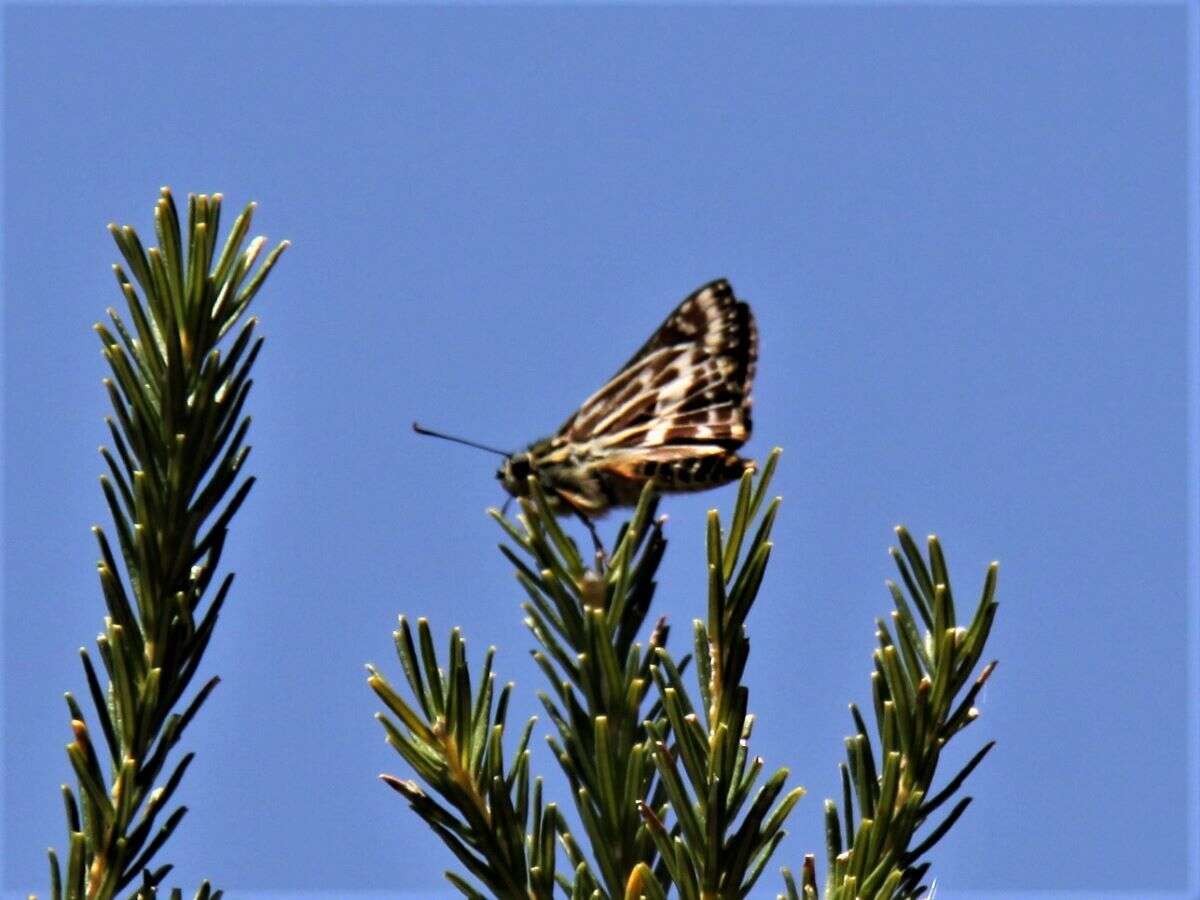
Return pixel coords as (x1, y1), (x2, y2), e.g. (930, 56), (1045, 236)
(2, 4), (1196, 899)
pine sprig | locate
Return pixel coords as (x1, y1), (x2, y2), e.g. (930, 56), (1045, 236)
(49, 188), (286, 900)
(644, 448), (805, 900)
(784, 527), (999, 900)
(493, 478), (675, 899)
(369, 619), (558, 899)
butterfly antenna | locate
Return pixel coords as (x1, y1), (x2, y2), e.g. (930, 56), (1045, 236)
(412, 421), (512, 457)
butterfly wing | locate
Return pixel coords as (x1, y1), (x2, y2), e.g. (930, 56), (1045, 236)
(557, 278), (757, 453)
(521, 279), (758, 515)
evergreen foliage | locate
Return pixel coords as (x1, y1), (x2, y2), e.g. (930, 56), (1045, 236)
(48, 189), (287, 900)
(40, 188), (996, 899)
(371, 451), (999, 899)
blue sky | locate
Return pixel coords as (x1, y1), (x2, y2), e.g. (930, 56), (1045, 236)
(2, 4), (1197, 898)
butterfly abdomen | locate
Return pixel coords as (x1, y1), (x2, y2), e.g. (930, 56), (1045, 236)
(631, 453), (754, 493)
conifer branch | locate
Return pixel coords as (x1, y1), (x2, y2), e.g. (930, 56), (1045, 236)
(370, 618), (557, 899)
(781, 528), (999, 900)
(494, 478), (676, 898)
(644, 449), (805, 900)
(48, 188), (286, 900)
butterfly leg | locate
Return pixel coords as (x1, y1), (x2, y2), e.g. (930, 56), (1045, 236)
(573, 507), (607, 569)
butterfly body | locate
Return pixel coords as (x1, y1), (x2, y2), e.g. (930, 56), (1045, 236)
(496, 279), (758, 517)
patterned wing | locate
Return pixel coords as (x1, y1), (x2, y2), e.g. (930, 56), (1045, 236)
(557, 279), (757, 452)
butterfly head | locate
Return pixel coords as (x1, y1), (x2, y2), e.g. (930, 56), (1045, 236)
(496, 452), (536, 498)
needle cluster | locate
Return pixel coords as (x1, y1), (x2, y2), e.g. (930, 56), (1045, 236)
(371, 447), (997, 899)
(49, 189), (286, 900)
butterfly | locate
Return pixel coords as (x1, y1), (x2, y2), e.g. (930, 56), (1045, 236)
(416, 279), (758, 523)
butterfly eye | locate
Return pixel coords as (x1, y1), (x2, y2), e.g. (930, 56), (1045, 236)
(510, 456), (532, 480)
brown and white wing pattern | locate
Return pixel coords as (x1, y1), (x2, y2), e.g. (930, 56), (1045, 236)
(530, 279), (757, 512)
(559, 278), (757, 452)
